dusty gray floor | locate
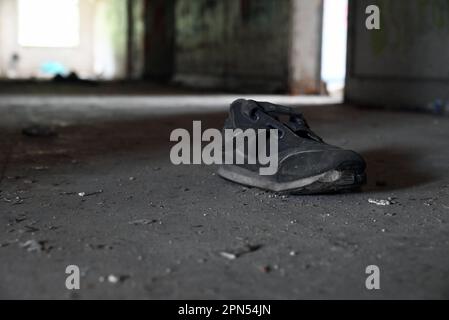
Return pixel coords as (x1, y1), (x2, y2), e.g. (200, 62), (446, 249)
(0, 95), (448, 299)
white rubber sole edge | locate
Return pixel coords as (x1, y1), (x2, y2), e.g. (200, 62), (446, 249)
(217, 165), (342, 192)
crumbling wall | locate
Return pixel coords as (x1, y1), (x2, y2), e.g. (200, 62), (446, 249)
(174, 0), (291, 92)
(346, 0), (449, 111)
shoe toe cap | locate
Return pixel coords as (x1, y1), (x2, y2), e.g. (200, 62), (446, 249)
(278, 149), (366, 181)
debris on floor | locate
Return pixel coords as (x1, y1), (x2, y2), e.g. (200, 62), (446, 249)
(3, 196), (24, 205)
(220, 244), (262, 260)
(423, 198), (436, 206)
(268, 193), (289, 200)
(1, 239), (18, 248)
(19, 239), (52, 253)
(368, 198), (395, 206)
(220, 251), (237, 260)
(85, 243), (113, 250)
(14, 215), (27, 223)
(128, 219), (158, 225)
(24, 225), (39, 233)
(78, 190), (103, 197)
(100, 274), (130, 284)
(259, 265), (272, 273)
(107, 275), (119, 284)
(384, 212), (397, 217)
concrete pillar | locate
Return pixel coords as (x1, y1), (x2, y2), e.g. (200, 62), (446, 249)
(143, 0), (175, 80)
(126, 0), (135, 77)
(289, 0), (324, 95)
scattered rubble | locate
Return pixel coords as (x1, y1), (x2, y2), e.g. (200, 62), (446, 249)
(20, 239), (52, 253)
(368, 198), (395, 206)
(128, 219), (158, 226)
(13, 216), (27, 223)
(268, 193), (289, 200)
(78, 190), (103, 197)
(86, 243), (113, 250)
(220, 244), (262, 260)
(20, 240), (41, 252)
(259, 265), (271, 273)
(220, 251), (237, 260)
(100, 274), (130, 284)
(107, 275), (119, 284)
(384, 212), (397, 217)
(24, 225), (39, 233)
(0, 239), (18, 248)
(3, 196), (24, 205)
(59, 191), (77, 196)
(238, 187), (248, 193)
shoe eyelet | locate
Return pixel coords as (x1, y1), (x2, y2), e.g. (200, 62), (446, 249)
(278, 130), (285, 139)
(250, 111), (259, 122)
(266, 125), (284, 139)
(244, 107), (260, 122)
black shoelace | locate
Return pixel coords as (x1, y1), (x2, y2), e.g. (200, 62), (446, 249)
(253, 101), (323, 142)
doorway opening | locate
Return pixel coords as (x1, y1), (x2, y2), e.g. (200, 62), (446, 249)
(0, 0), (144, 80)
(321, 0), (348, 95)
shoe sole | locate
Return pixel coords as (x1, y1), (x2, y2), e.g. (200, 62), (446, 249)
(217, 165), (366, 194)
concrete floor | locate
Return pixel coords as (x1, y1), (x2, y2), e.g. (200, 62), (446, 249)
(0, 94), (448, 299)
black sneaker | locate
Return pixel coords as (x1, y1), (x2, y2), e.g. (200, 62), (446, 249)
(217, 99), (366, 194)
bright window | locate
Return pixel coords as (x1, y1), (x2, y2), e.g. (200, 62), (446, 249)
(18, 0), (80, 47)
(321, 0), (348, 92)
